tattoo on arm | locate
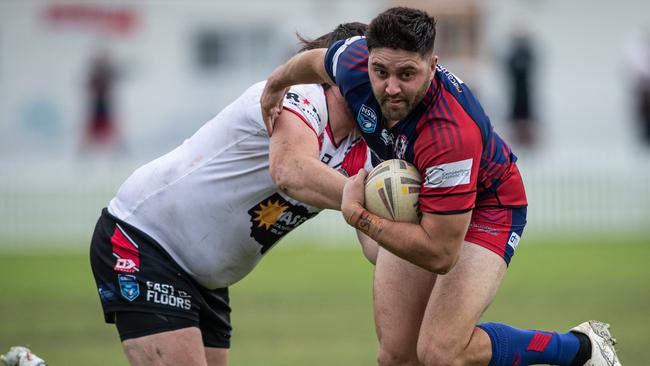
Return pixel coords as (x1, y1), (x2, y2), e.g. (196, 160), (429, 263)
(355, 211), (383, 238)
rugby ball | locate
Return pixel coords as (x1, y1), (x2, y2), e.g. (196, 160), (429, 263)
(364, 159), (422, 223)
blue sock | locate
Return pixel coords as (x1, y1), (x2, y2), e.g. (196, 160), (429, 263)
(478, 322), (580, 366)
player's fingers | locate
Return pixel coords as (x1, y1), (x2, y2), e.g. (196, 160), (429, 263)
(350, 170), (366, 187)
(261, 94), (275, 136)
(264, 107), (279, 136)
(261, 89), (287, 136)
(351, 169), (367, 185)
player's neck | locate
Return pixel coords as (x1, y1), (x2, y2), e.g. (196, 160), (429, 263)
(386, 120), (400, 129)
(325, 89), (354, 144)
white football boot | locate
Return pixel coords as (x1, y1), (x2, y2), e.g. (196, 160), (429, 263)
(0, 347), (46, 366)
(570, 321), (622, 366)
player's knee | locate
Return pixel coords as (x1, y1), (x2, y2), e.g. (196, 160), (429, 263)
(417, 340), (461, 366)
(377, 345), (419, 366)
(122, 339), (162, 364)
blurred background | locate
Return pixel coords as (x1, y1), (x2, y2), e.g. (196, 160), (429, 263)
(0, 0), (648, 365)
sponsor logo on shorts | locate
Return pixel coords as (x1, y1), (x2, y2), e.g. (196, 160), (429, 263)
(507, 232), (521, 250)
(424, 159), (473, 188)
(357, 104), (377, 133)
(114, 258), (138, 272)
(111, 224), (140, 273)
(146, 281), (192, 310)
(118, 274), (140, 301)
(248, 193), (317, 254)
(468, 223), (500, 236)
(98, 282), (117, 302)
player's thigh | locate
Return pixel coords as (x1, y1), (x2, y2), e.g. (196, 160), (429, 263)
(417, 242), (506, 360)
(122, 327), (207, 366)
(374, 247), (436, 359)
(205, 347), (228, 366)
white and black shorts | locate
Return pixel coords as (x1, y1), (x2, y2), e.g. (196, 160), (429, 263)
(89, 208), (232, 348)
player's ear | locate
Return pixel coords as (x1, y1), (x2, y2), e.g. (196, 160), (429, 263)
(430, 55), (438, 78)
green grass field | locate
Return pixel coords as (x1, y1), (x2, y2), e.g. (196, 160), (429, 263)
(1, 236), (648, 365)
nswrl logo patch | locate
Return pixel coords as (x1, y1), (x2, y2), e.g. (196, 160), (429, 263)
(357, 104), (377, 133)
(118, 274), (140, 301)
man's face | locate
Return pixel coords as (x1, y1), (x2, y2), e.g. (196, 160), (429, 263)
(368, 47), (436, 123)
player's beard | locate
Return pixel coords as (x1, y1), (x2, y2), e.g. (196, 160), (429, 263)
(377, 78), (431, 122)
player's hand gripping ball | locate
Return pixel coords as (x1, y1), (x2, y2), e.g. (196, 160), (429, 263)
(364, 159), (422, 223)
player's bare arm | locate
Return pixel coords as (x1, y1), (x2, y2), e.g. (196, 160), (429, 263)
(269, 109), (347, 210)
(261, 49), (332, 135)
(342, 170), (470, 274)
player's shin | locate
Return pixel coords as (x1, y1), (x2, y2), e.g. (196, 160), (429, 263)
(477, 322), (590, 366)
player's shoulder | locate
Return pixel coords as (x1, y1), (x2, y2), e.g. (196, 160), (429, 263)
(287, 83), (325, 101)
(284, 84), (327, 113)
(435, 64), (465, 93)
(325, 36), (369, 83)
(328, 36), (367, 59)
(239, 80), (323, 100)
(282, 84), (328, 134)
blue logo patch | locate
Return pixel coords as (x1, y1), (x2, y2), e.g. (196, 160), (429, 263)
(118, 274), (140, 301)
(357, 104), (377, 133)
(98, 282), (117, 302)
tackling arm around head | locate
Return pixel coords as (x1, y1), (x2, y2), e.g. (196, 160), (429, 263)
(261, 49), (333, 135)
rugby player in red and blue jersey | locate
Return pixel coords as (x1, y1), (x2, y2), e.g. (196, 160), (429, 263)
(261, 7), (621, 366)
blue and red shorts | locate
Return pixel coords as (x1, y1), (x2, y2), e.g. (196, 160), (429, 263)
(464, 206), (527, 265)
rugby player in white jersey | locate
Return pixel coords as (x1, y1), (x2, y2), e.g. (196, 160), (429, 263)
(89, 23), (374, 366)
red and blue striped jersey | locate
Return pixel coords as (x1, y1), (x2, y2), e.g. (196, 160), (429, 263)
(325, 37), (527, 214)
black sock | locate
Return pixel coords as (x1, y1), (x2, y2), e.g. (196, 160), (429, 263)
(569, 332), (592, 366)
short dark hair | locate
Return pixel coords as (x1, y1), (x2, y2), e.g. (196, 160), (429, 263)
(366, 7), (436, 58)
(297, 22), (368, 52)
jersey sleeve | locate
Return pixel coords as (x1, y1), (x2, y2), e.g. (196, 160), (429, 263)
(414, 116), (483, 215)
(281, 84), (328, 136)
(339, 137), (371, 177)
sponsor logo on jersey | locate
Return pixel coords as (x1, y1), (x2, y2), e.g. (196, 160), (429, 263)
(248, 193), (317, 254)
(394, 134), (408, 159)
(146, 281), (192, 310)
(321, 153), (332, 164)
(507, 232), (521, 250)
(358, 104), (378, 133)
(437, 64), (464, 93)
(285, 91), (323, 131)
(118, 274), (140, 301)
(380, 129), (394, 146)
(424, 158), (473, 188)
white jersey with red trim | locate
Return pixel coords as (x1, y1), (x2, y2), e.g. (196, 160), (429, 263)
(108, 82), (370, 289)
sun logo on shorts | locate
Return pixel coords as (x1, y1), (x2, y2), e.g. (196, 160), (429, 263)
(253, 199), (289, 230)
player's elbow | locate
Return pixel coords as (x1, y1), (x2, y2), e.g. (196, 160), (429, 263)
(269, 158), (300, 193)
(427, 254), (457, 274)
(424, 238), (463, 274)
